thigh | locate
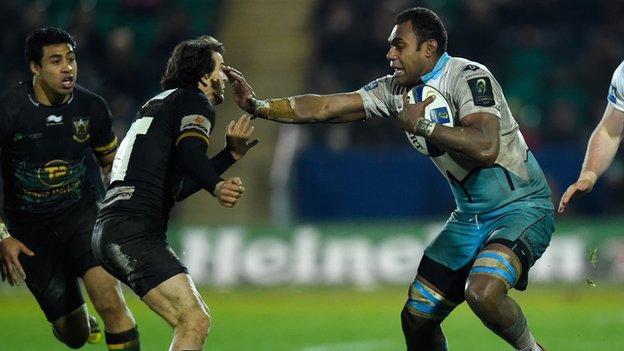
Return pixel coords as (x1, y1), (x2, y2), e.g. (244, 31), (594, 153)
(60, 196), (100, 277)
(142, 273), (209, 327)
(485, 206), (555, 290)
(424, 211), (488, 271)
(9, 223), (84, 322)
(93, 215), (188, 298)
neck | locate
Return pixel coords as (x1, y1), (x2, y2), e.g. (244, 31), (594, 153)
(32, 77), (70, 105)
(422, 54), (442, 76)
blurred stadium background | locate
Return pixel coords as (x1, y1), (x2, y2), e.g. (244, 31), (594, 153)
(1, 0), (624, 350)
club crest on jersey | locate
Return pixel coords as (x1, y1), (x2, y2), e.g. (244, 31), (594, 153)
(72, 117), (90, 143)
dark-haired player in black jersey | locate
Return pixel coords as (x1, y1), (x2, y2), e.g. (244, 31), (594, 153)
(0, 27), (140, 350)
(92, 36), (257, 350)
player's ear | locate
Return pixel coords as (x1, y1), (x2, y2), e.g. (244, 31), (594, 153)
(424, 39), (438, 58)
(29, 61), (41, 76)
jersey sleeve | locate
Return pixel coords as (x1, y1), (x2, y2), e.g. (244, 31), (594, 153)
(175, 100), (215, 147)
(453, 65), (503, 120)
(90, 96), (118, 157)
(607, 61), (624, 112)
(356, 76), (396, 119)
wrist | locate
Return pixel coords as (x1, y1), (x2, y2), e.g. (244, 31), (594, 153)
(415, 118), (436, 137)
(579, 171), (598, 185)
(0, 223), (11, 241)
(211, 179), (225, 197)
(251, 98), (270, 119)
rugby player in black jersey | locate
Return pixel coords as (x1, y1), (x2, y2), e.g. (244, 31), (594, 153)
(0, 28), (140, 350)
(92, 36), (257, 351)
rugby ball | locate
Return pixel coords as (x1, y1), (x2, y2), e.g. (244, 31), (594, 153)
(404, 84), (454, 157)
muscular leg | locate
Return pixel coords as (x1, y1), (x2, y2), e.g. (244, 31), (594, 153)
(84, 266), (136, 332)
(142, 273), (211, 351)
(401, 302), (447, 350)
(51, 304), (90, 349)
(84, 266), (140, 350)
(465, 243), (541, 351)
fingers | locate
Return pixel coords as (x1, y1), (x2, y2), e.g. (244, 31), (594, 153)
(402, 92), (410, 106)
(6, 261), (18, 286)
(557, 187), (575, 213)
(422, 94), (436, 107)
(227, 115), (254, 137)
(217, 177), (245, 208)
(229, 177), (243, 186)
(223, 65), (244, 77)
(226, 120), (236, 134)
(1, 262), (6, 282)
(558, 184), (580, 213)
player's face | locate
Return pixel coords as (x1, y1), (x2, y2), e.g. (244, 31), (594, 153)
(31, 43), (77, 96)
(386, 21), (431, 86)
(206, 52), (227, 105)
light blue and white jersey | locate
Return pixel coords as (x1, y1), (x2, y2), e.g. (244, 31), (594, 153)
(608, 60), (624, 112)
(357, 53), (553, 214)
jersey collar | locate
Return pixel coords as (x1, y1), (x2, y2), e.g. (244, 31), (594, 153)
(420, 52), (451, 83)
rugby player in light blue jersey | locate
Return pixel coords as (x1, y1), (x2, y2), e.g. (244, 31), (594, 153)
(559, 60), (624, 213)
(225, 7), (552, 351)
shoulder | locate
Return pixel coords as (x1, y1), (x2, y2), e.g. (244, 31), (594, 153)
(175, 88), (215, 116)
(73, 84), (110, 111)
(361, 75), (401, 92)
(0, 82), (31, 117)
(612, 60), (624, 83)
(447, 57), (494, 81)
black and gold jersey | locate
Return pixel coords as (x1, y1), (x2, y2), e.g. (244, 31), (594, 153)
(100, 87), (215, 218)
(0, 82), (117, 218)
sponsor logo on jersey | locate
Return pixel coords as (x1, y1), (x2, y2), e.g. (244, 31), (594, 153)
(36, 159), (71, 186)
(463, 64), (479, 72)
(430, 107), (450, 124)
(467, 77), (495, 107)
(46, 114), (64, 125)
(13, 132), (43, 141)
(180, 114), (211, 135)
(72, 117), (91, 143)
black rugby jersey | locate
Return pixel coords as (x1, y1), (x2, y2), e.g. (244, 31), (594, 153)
(100, 88), (215, 218)
(0, 82), (117, 218)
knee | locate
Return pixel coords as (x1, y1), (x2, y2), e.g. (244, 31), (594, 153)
(401, 306), (429, 332)
(54, 324), (89, 349)
(464, 279), (503, 311)
(92, 293), (127, 320)
(177, 308), (211, 337)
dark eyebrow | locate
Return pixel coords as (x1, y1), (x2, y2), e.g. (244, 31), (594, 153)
(48, 54), (62, 60)
(388, 37), (406, 46)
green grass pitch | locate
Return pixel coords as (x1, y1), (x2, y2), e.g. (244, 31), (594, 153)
(1, 285), (622, 350)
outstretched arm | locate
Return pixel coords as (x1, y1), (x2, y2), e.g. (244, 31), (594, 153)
(223, 66), (366, 124)
(558, 104), (624, 212)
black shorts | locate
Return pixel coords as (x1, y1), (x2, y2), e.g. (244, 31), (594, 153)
(5, 195), (99, 322)
(92, 214), (187, 298)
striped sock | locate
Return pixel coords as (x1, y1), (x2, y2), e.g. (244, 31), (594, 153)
(105, 327), (140, 351)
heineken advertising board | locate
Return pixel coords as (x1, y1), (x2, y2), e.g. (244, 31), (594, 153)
(168, 219), (624, 286)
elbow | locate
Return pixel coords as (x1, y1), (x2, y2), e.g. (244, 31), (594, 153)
(478, 147), (499, 167)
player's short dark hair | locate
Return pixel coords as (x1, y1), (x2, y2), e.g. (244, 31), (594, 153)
(395, 7), (447, 54)
(25, 27), (76, 66)
(160, 36), (225, 90)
